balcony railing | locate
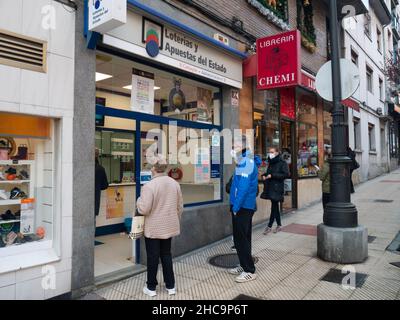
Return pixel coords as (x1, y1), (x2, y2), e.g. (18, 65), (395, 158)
(392, 14), (400, 39)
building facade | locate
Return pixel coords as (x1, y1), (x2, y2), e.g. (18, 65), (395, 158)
(0, 0), (75, 299)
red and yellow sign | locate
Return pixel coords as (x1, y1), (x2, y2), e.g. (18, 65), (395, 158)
(257, 30), (301, 90)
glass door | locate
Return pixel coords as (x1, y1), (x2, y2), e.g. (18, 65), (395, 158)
(281, 120), (297, 212)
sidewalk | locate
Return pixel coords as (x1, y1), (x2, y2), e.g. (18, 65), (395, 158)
(90, 169), (400, 300)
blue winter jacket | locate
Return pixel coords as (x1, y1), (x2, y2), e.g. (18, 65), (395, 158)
(229, 150), (262, 213)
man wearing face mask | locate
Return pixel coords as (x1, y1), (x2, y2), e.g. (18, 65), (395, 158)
(228, 135), (262, 283)
(260, 147), (289, 235)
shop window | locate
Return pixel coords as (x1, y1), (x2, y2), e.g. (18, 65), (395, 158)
(389, 121), (399, 158)
(297, 90), (318, 178)
(368, 123), (376, 152)
(366, 65), (373, 93)
(95, 53), (221, 125)
(0, 113), (56, 250)
(353, 118), (361, 150)
(141, 124), (221, 205)
(253, 88), (280, 160)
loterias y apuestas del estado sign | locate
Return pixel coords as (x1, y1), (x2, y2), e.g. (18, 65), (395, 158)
(257, 30), (301, 90)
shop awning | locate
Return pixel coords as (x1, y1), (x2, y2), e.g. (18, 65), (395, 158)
(342, 98), (360, 112)
(0, 113), (50, 138)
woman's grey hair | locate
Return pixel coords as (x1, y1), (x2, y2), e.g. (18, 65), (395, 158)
(152, 155), (168, 173)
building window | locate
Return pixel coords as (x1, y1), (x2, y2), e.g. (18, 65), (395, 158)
(0, 114), (57, 250)
(366, 65), (373, 93)
(379, 78), (384, 101)
(368, 123), (376, 152)
(297, 89), (318, 178)
(353, 118), (361, 150)
(351, 49), (358, 66)
(389, 121), (399, 158)
(377, 28), (382, 53)
(253, 88), (280, 160)
(297, 0), (317, 52)
(364, 13), (371, 38)
(95, 52), (223, 207)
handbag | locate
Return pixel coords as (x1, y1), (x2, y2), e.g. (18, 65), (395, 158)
(128, 209), (144, 240)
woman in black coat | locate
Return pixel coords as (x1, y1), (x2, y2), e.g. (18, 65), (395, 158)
(260, 147), (289, 235)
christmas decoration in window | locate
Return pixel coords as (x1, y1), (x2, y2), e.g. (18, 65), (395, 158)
(247, 0), (290, 30)
(297, 0), (317, 53)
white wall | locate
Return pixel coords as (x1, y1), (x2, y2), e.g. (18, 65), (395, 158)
(0, 0), (75, 300)
(344, 7), (390, 182)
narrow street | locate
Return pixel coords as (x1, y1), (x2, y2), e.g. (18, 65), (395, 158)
(89, 169), (400, 300)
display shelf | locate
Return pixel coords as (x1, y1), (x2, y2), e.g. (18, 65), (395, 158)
(0, 199), (21, 206)
(0, 180), (30, 184)
(0, 160), (34, 166)
(0, 219), (20, 225)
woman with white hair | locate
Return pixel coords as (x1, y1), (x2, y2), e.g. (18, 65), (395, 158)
(136, 156), (183, 297)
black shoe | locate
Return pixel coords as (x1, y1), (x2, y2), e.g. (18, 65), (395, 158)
(10, 187), (27, 199)
(231, 245), (236, 251)
(1, 210), (16, 220)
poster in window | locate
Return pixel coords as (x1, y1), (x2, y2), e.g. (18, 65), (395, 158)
(197, 87), (213, 123)
(106, 187), (125, 219)
(130, 68), (155, 114)
(20, 198), (35, 234)
(194, 147), (210, 184)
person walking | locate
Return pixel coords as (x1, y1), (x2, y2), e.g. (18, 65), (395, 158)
(260, 147), (289, 235)
(95, 148), (108, 219)
(318, 148), (331, 210)
(347, 146), (359, 194)
(136, 156), (183, 297)
(229, 135), (261, 283)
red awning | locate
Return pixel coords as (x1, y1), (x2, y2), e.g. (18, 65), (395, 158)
(243, 54), (257, 78)
(342, 98), (360, 112)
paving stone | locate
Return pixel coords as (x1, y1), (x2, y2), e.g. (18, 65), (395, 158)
(349, 287), (398, 300)
(181, 266), (219, 282)
(311, 280), (354, 299)
(263, 285), (310, 300)
(96, 286), (130, 300)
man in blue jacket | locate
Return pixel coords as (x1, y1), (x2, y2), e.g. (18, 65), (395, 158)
(229, 135), (261, 283)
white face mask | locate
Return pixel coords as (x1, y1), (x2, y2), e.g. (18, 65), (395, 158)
(268, 153), (276, 160)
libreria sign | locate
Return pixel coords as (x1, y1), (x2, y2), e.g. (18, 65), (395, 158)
(257, 30), (301, 90)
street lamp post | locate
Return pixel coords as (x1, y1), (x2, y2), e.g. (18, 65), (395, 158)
(317, 0), (368, 264)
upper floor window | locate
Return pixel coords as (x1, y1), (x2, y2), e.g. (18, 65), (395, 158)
(351, 49), (359, 66)
(366, 65), (373, 93)
(377, 28), (382, 53)
(364, 13), (371, 38)
(297, 0), (317, 53)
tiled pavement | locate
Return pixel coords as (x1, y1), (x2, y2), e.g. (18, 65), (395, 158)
(89, 169), (400, 300)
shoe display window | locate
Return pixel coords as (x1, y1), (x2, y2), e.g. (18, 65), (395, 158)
(0, 113), (55, 251)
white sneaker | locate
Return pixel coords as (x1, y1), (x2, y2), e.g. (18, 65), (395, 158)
(228, 266), (244, 275)
(143, 286), (157, 297)
(0, 190), (8, 200)
(235, 272), (257, 283)
(166, 287), (176, 295)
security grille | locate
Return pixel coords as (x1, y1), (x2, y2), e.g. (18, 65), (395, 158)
(0, 29), (47, 73)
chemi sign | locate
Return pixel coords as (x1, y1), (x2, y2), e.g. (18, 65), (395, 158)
(257, 30), (301, 90)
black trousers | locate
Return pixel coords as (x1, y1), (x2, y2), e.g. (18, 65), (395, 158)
(322, 192), (330, 210)
(232, 208), (255, 274)
(268, 200), (281, 228)
(145, 237), (174, 291)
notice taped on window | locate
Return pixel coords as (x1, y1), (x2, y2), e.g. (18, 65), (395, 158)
(20, 198), (35, 235)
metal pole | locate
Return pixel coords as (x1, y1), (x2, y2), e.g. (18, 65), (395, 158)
(324, 0), (358, 228)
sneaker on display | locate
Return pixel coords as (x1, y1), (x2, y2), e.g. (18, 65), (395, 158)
(5, 167), (16, 175)
(166, 288), (176, 296)
(143, 286), (157, 297)
(0, 190), (8, 200)
(0, 172), (5, 181)
(235, 272), (257, 283)
(6, 231), (17, 246)
(18, 170), (29, 180)
(1, 210), (16, 221)
(10, 187), (27, 199)
(228, 265), (244, 275)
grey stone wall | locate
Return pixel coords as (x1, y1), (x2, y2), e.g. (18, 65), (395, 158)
(71, 0), (96, 298)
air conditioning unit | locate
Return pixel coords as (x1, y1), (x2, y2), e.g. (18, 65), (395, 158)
(213, 33), (229, 46)
(376, 107), (383, 115)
